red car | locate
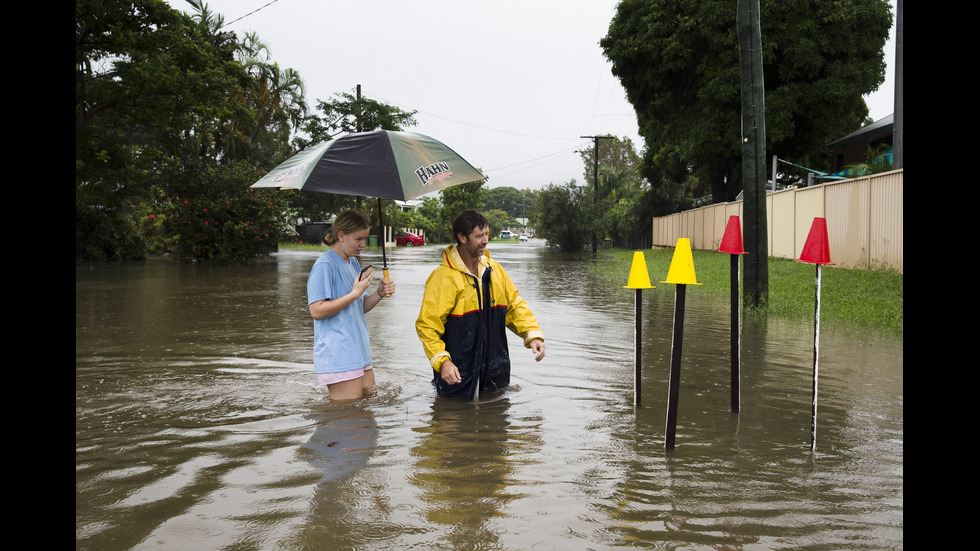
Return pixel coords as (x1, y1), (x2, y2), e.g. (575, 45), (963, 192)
(396, 232), (425, 246)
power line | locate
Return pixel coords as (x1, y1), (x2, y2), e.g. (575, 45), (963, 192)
(218, 0), (285, 30)
(365, 93), (578, 142)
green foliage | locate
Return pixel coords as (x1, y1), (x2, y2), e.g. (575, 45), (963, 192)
(532, 181), (593, 252)
(75, 202), (149, 261)
(76, 0), (248, 259)
(841, 144), (893, 177)
(76, 0), (317, 262)
(439, 180), (487, 238)
(296, 92), (418, 149)
(288, 192), (360, 224)
(578, 136), (645, 194)
(406, 197), (446, 243)
(577, 136), (665, 243)
(485, 186), (536, 221)
(591, 249), (903, 334)
(76, 0), (298, 261)
(484, 209), (514, 238)
(168, 161), (288, 265)
(601, 0), (893, 205)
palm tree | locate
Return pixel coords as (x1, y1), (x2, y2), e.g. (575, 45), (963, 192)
(197, 17), (308, 164)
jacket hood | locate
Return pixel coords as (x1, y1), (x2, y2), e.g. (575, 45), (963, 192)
(440, 244), (491, 273)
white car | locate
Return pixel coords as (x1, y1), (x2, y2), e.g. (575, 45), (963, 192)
(520, 234), (529, 241)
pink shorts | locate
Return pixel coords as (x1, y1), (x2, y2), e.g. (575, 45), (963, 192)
(317, 364), (373, 386)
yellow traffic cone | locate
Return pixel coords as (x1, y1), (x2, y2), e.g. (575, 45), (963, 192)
(624, 251), (655, 289)
(662, 238), (702, 285)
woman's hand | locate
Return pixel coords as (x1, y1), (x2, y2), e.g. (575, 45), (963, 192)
(377, 278), (395, 297)
(362, 274), (394, 313)
(353, 267), (374, 295)
(310, 268), (374, 320)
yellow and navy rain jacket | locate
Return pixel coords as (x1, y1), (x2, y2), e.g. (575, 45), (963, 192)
(416, 244), (544, 399)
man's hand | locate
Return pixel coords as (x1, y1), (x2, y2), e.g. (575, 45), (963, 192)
(529, 338), (545, 362)
(441, 360), (462, 385)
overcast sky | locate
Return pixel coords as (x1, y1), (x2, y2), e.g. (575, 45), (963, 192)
(165, 0), (897, 191)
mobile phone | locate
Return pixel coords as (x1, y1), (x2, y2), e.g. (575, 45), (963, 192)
(359, 265), (373, 280)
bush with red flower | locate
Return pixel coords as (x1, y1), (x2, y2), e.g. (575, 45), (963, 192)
(168, 161), (289, 265)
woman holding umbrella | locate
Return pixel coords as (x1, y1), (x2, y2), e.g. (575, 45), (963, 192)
(308, 210), (396, 400)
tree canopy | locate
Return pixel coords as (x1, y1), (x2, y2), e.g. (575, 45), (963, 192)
(296, 92), (418, 150)
(532, 181), (592, 252)
(485, 186), (536, 221)
(601, 0), (892, 204)
(77, 1), (425, 262)
(76, 0), (303, 262)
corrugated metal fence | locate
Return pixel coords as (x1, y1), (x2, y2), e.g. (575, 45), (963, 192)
(651, 169), (903, 273)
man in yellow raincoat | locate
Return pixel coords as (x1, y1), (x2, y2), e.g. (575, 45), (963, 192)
(416, 210), (545, 400)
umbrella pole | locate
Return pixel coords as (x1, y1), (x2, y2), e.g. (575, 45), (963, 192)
(377, 198), (390, 291)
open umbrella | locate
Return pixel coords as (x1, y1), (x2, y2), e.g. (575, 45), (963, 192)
(252, 130), (486, 279)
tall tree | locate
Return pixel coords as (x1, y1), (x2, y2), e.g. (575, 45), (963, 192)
(532, 181), (592, 252)
(578, 136), (644, 196)
(210, 19), (308, 165)
(484, 187), (525, 219)
(76, 0), (250, 259)
(601, 0), (892, 204)
(439, 180), (487, 238)
(296, 92), (418, 149)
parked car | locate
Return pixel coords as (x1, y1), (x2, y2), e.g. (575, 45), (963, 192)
(520, 233), (529, 241)
(396, 232), (425, 247)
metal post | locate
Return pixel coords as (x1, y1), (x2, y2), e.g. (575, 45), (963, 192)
(665, 284), (686, 449)
(810, 264), (822, 451)
(771, 155), (778, 192)
(634, 288), (642, 407)
(730, 254), (741, 412)
(580, 135), (613, 255)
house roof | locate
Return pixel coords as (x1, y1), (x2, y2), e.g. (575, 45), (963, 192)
(828, 114), (894, 149)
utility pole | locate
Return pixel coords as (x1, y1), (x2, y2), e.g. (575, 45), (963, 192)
(522, 193), (526, 233)
(356, 84), (362, 133)
(736, 0), (769, 307)
(581, 135), (614, 254)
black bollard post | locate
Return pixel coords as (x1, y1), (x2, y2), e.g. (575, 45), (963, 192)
(624, 251), (654, 408)
(661, 238), (701, 450)
(730, 253), (740, 412)
(635, 288), (642, 407)
(716, 215), (746, 413)
(665, 284), (686, 449)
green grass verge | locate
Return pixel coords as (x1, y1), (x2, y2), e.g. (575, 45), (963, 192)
(280, 242), (902, 335)
(590, 248), (903, 335)
(279, 242), (329, 252)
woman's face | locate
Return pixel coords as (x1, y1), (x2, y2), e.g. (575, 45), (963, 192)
(335, 227), (370, 261)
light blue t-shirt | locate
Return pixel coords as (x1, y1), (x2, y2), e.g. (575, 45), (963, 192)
(307, 250), (372, 374)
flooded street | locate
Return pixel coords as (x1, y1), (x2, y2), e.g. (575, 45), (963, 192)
(76, 240), (903, 550)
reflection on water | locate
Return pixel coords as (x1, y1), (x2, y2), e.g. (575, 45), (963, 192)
(77, 241), (902, 550)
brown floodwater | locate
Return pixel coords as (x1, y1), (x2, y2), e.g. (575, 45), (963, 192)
(76, 240), (903, 550)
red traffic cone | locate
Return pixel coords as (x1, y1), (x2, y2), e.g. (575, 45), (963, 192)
(716, 215), (747, 254)
(797, 217), (834, 265)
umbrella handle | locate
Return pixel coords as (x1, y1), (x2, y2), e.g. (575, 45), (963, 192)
(378, 197), (392, 297)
